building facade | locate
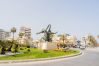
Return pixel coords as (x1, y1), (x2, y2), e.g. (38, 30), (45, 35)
(20, 27), (31, 38)
(18, 27), (32, 45)
(0, 29), (10, 40)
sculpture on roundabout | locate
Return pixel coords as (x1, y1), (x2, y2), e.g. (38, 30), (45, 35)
(37, 24), (57, 42)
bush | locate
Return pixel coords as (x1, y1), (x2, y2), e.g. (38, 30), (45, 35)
(27, 46), (30, 48)
(27, 49), (30, 52)
(43, 50), (48, 53)
(20, 48), (24, 50)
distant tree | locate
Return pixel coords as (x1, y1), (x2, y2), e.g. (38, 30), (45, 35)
(58, 34), (67, 48)
(58, 34), (67, 44)
(19, 32), (24, 38)
(18, 32), (24, 46)
(11, 27), (16, 40)
(97, 35), (99, 38)
(87, 35), (98, 47)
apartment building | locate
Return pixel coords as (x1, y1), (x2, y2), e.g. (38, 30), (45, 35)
(0, 29), (10, 40)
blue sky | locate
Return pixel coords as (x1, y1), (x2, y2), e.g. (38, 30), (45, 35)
(0, 0), (99, 39)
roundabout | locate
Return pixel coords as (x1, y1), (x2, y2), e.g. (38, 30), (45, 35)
(0, 48), (80, 63)
(0, 48), (99, 66)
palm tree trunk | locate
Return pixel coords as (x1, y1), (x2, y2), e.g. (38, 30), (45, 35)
(8, 33), (14, 52)
(13, 32), (14, 41)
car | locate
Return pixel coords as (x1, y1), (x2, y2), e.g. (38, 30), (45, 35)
(80, 45), (86, 50)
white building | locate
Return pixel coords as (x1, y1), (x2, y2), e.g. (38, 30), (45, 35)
(18, 27), (33, 46)
(53, 34), (77, 45)
(0, 29), (10, 40)
(81, 37), (87, 46)
(66, 36), (77, 45)
(20, 27), (31, 38)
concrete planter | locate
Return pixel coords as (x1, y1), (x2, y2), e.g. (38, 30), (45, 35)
(41, 42), (57, 50)
(42, 42), (48, 50)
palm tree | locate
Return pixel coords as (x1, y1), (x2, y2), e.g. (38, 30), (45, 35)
(8, 27), (16, 51)
(58, 34), (67, 44)
(58, 34), (67, 48)
(11, 27), (16, 40)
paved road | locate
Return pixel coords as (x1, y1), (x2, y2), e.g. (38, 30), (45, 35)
(0, 48), (99, 66)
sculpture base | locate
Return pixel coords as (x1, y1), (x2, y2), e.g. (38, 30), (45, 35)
(41, 42), (57, 50)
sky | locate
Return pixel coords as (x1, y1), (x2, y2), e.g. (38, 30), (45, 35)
(0, 0), (99, 39)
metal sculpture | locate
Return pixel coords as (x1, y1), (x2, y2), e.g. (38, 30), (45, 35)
(37, 24), (57, 42)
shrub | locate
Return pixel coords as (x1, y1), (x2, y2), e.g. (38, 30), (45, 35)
(20, 48), (24, 50)
(27, 49), (30, 52)
(43, 50), (48, 53)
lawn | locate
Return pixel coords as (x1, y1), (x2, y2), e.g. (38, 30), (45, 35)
(0, 48), (80, 60)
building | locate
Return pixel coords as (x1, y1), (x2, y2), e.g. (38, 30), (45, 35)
(83, 34), (98, 47)
(0, 29), (10, 40)
(20, 27), (31, 38)
(53, 34), (77, 45)
(18, 27), (32, 45)
(80, 37), (87, 47)
(66, 36), (77, 45)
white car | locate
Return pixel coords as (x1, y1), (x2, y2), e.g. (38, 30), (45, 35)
(80, 45), (86, 50)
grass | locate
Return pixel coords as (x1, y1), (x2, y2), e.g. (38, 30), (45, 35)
(0, 48), (80, 60)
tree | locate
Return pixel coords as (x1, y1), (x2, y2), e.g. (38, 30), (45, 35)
(0, 40), (6, 54)
(58, 34), (66, 44)
(11, 27), (16, 40)
(13, 40), (19, 53)
(19, 32), (24, 38)
(18, 32), (24, 45)
(87, 35), (98, 47)
(97, 35), (99, 38)
(0, 40), (19, 54)
(8, 27), (16, 51)
(4, 40), (14, 52)
(0, 40), (12, 54)
(58, 34), (67, 48)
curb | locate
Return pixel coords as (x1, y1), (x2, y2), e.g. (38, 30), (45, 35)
(0, 50), (82, 64)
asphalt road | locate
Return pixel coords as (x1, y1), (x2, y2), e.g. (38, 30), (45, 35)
(0, 48), (99, 66)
